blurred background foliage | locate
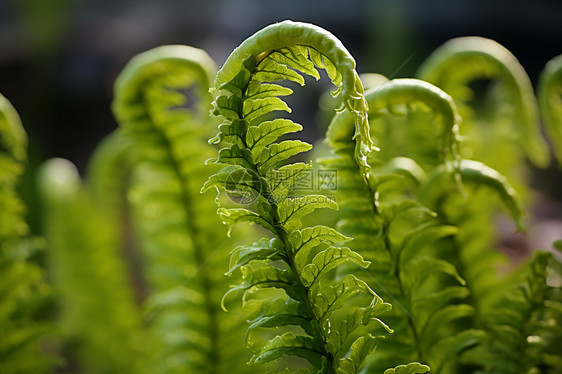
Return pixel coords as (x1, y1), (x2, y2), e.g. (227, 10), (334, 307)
(1, 0), (560, 246)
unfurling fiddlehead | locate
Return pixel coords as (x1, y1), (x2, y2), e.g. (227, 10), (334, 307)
(1, 93), (53, 373)
(538, 54), (562, 166)
(204, 20), (390, 373)
(95, 45), (255, 373)
(323, 79), (480, 373)
(418, 36), (549, 173)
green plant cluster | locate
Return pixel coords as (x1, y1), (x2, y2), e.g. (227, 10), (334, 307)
(1, 20), (561, 374)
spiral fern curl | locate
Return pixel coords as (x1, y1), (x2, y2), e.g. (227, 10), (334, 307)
(204, 20), (391, 373)
(327, 78), (461, 181)
(0, 94), (54, 373)
(212, 20), (373, 178)
(105, 45), (254, 373)
(418, 36), (549, 170)
(322, 79), (482, 374)
(538, 54), (562, 166)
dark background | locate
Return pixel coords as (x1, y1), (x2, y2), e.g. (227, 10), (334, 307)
(1, 0), (561, 247)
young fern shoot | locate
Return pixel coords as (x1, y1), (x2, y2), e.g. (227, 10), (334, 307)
(0, 93), (54, 373)
(417, 36), (549, 174)
(104, 45), (255, 373)
(538, 54), (562, 166)
(323, 79), (480, 373)
(203, 21), (390, 373)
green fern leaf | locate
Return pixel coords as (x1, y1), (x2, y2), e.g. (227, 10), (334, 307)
(38, 158), (147, 374)
(383, 362), (430, 374)
(228, 238), (283, 274)
(256, 140), (312, 174)
(278, 195), (337, 231)
(323, 76), (483, 373)
(218, 207), (276, 233)
(337, 334), (380, 374)
(291, 225), (352, 266)
(313, 275), (374, 321)
(247, 119), (303, 158)
(462, 251), (562, 373)
(250, 332), (323, 367)
(419, 159), (523, 230)
(301, 246), (369, 289)
(328, 300), (393, 357)
(236, 262), (299, 300)
(243, 96), (292, 123)
(269, 162), (313, 197)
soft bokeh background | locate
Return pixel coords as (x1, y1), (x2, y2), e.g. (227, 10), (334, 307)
(1, 0), (561, 246)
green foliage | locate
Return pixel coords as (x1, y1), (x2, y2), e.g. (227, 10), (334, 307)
(538, 54), (562, 166)
(205, 20), (390, 373)
(97, 44), (256, 374)
(418, 36), (549, 183)
(321, 78), (482, 373)
(38, 159), (147, 374)
(2, 20), (562, 374)
(462, 251), (562, 373)
(0, 94), (53, 373)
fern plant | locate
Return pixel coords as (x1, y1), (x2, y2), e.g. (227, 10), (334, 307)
(462, 250), (562, 373)
(90, 44), (257, 374)
(322, 78), (489, 374)
(3, 21), (561, 374)
(0, 93), (53, 373)
(413, 38), (553, 333)
(538, 54), (562, 165)
(37, 158), (148, 374)
(203, 20), (395, 373)
(417, 36), (549, 192)
(418, 158), (524, 325)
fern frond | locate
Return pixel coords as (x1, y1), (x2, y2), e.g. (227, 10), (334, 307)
(462, 251), (562, 373)
(322, 80), (478, 372)
(206, 20), (389, 373)
(417, 36), (549, 169)
(326, 79), (461, 186)
(538, 54), (562, 165)
(0, 93), (54, 373)
(0, 93), (27, 241)
(101, 45), (255, 373)
(38, 158), (147, 374)
(418, 158), (525, 326)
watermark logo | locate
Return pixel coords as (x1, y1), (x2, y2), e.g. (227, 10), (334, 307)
(224, 168), (263, 205)
(223, 167), (338, 205)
